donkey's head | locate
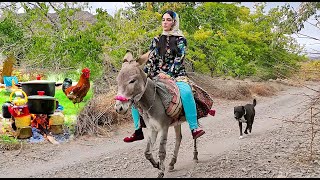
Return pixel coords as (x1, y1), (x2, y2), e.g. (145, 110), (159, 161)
(114, 51), (150, 114)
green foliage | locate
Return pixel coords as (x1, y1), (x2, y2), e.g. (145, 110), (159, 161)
(104, 8), (162, 68)
(0, 2), (309, 82)
(0, 2), (105, 80)
(183, 2), (306, 79)
(0, 89), (11, 103)
(0, 18), (23, 44)
(0, 13), (27, 58)
(0, 134), (18, 144)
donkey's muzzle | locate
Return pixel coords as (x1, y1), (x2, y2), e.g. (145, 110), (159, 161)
(115, 100), (130, 114)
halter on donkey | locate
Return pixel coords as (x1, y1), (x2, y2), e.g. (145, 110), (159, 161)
(114, 51), (215, 178)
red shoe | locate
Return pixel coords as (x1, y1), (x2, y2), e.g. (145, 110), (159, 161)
(123, 131), (144, 143)
(208, 109), (216, 116)
(192, 128), (205, 139)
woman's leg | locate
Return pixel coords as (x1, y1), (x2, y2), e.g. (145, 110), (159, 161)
(123, 106), (144, 142)
(131, 106), (141, 130)
(176, 81), (205, 139)
(176, 81), (198, 130)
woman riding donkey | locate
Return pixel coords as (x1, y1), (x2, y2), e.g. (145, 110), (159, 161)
(123, 10), (206, 142)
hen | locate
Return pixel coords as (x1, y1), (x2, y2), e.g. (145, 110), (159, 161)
(62, 68), (91, 107)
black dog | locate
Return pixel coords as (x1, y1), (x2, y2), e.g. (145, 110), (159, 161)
(234, 99), (256, 139)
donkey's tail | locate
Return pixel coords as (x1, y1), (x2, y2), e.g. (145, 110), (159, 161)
(253, 99), (257, 107)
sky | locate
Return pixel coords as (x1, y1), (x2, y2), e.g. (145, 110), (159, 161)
(88, 2), (319, 57)
(88, 2), (130, 15)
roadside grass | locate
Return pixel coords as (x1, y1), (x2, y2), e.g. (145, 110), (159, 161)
(0, 89), (12, 103)
(55, 87), (93, 132)
(298, 60), (320, 81)
(0, 134), (22, 151)
(54, 88), (93, 116)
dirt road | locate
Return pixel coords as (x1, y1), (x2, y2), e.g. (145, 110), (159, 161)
(1, 82), (319, 178)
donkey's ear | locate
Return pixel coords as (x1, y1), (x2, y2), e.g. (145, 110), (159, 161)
(123, 50), (134, 63)
(136, 51), (150, 66)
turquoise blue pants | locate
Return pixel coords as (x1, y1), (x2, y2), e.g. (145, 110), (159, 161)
(131, 81), (198, 131)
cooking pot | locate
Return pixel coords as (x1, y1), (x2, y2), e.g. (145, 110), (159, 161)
(20, 80), (56, 96)
(27, 91), (57, 114)
(2, 101), (13, 118)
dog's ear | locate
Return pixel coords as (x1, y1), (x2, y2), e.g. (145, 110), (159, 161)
(242, 106), (245, 112)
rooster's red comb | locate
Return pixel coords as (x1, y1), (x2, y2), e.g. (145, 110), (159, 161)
(82, 67), (90, 73)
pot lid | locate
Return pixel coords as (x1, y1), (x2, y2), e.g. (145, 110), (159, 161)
(21, 80), (56, 84)
(28, 95), (56, 100)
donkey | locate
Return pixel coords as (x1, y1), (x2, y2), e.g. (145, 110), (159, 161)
(115, 51), (202, 178)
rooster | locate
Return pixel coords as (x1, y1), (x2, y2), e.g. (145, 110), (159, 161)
(62, 68), (91, 107)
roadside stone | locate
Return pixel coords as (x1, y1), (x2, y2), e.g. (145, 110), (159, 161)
(277, 172), (287, 178)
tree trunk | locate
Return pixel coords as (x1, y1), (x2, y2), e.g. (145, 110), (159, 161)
(1, 54), (16, 84)
(210, 67), (214, 78)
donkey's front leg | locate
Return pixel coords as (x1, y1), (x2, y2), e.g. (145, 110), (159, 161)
(144, 128), (159, 169)
(169, 125), (182, 171)
(158, 127), (169, 178)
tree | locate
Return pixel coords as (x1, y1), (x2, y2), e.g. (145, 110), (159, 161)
(0, 2), (109, 79)
(0, 2), (308, 81)
(276, 2), (320, 56)
(185, 2), (305, 79)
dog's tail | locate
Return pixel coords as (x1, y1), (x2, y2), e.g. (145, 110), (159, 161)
(253, 99), (257, 107)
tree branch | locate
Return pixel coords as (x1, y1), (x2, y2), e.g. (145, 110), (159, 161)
(295, 32), (320, 41)
(0, 2), (19, 10)
(48, 2), (73, 28)
(35, 2), (60, 32)
(305, 20), (320, 31)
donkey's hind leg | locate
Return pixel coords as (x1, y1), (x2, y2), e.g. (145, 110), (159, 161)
(157, 127), (169, 178)
(193, 138), (199, 163)
(145, 128), (159, 169)
(169, 124), (182, 171)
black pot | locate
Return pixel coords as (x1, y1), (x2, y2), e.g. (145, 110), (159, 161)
(21, 80), (56, 97)
(27, 95), (56, 114)
(2, 101), (13, 118)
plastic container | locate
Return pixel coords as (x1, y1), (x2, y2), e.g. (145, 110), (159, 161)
(14, 115), (31, 128)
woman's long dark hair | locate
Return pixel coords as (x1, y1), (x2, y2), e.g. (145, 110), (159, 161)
(157, 35), (179, 58)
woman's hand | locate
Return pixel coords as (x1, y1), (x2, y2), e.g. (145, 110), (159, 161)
(158, 73), (170, 79)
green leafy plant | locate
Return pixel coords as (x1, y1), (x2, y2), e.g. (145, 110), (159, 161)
(0, 134), (18, 144)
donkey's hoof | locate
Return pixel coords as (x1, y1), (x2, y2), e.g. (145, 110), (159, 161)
(153, 162), (160, 169)
(193, 158), (199, 163)
(157, 172), (164, 178)
(168, 165), (174, 171)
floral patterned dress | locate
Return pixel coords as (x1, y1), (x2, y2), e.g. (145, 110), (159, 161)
(144, 35), (187, 79)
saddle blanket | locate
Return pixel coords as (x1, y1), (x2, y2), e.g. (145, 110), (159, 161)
(155, 77), (214, 120)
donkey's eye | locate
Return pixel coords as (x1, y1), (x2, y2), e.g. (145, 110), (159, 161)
(129, 79), (136, 84)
